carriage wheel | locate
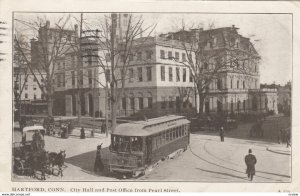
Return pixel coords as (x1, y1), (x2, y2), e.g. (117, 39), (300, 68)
(14, 160), (24, 175)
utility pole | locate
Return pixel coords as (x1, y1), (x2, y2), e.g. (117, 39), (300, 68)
(77, 13), (83, 127)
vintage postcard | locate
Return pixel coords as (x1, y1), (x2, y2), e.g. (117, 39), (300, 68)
(0, 0), (299, 193)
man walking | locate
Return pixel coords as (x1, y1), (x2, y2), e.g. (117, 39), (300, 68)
(245, 149), (257, 181)
(219, 126), (225, 142)
(94, 144), (104, 172)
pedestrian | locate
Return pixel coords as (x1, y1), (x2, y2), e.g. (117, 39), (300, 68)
(245, 149), (257, 181)
(94, 143), (104, 172)
(219, 126), (225, 142)
(277, 129), (282, 144)
(101, 122), (106, 134)
(80, 127), (85, 139)
(286, 129), (291, 148)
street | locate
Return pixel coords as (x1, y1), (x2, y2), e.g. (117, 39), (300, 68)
(13, 116), (291, 182)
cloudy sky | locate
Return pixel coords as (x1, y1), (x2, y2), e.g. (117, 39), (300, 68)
(15, 13), (292, 85)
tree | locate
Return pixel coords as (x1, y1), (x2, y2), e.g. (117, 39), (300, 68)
(173, 25), (259, 116)
(14, 15), (76, 117)
(81, 13), (156, 132)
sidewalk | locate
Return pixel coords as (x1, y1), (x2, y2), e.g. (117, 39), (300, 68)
(266, 146), (291, 155)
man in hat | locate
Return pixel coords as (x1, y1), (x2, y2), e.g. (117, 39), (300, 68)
(245, 149), (257, 181)
(94, 143), (104, 172)
(219, 126), (225, 142)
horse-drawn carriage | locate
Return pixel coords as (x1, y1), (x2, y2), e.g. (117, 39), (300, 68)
(13, 126), (66, 180)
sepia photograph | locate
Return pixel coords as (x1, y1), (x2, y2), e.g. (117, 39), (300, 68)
(11, 12), (292, 183)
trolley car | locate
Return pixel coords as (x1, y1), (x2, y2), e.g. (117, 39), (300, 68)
(109, 115), (190, 177)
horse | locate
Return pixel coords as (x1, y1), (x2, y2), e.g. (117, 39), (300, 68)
(27, 150), (49, 180)
(48, 150), (66, 177)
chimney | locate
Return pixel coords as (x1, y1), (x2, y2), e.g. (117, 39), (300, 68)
(232, 25), (235, 29)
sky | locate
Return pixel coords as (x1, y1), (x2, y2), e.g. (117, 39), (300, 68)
(15, 13), (292, 85)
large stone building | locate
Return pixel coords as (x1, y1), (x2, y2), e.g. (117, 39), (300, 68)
(45, 14), (278, 118)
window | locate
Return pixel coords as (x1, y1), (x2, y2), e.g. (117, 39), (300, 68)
(255, 80), (257, 89)
(137, 52), (142, 60)
(25, 85), (28, 90)
(57, 62), (60, 70)
(130, 97), (135, 110)
(137, 67), (143, 82)
(189, 69), (193, 82)
(79, 70), (83, 85)
(62, 73), (65, 87)
(71, 71), (75, 86)
(146, 67), (152, 81)
(237, 80), (239, 89)
(41, 94), (44, 100)
(217, 79), (222, 90)
(25, 93), (28, 99)
(161, 97), (166, 109)
(169, 67), (173, 82)
(168, 51), (172, 60)
(182, 53), (186, 62)
(71, 55), (75, 67)
(33, 77), (37, 82)
(122, 97), (126, 110)
(88, 54), (92, 66)
(34, 94), (36, 100)
(243, 81), (245, 89)
(254, 65), (257, 72)
(57, 75), (61, 87)
(160, 50), (165, 59)
(88, 70), (92, 85)
(129, 68), (134, 82)
(176, 67), (180, 82)
(169, 96), (174, 108)
(183, 68), (186, 82)
(175, 52), (179, 61)
(146, 51), (152, 59)
(139, 97), (143, 110)
(148, 97), (153, 109)
(230, 79), (233, 89)
(161, 66), (165, 81)
(67, 34), (71, 41)
(105, 69), (110, 82)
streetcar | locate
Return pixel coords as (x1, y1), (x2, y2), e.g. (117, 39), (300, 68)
(108, 115), (190, 177)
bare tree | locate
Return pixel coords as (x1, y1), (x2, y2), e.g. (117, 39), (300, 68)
(80, 13), (156, 132)
(14, 15), (76, 117)
(173, 24), (258, 116)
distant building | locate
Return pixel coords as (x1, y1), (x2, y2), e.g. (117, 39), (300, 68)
(277, 81), (291, 114)
(13, 66), (47, 115)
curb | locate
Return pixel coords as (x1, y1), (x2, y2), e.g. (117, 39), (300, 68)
(266, 147), (291, 155)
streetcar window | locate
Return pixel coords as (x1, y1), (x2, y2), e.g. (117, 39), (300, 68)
(172, 130), (175, 140)
(176, 129), (179, 138)
(166, 130), (170, 141)
(179, 127), (182, 137)
(162, 132), (166, 144)
(131, 137), (142, 152)
(116, 136), (130, 152)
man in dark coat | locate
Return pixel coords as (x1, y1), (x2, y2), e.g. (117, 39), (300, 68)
(245, 149), (257, 181)
(219, 126), (225, 142)
(94, 144), (104, 172)
(80, 127), (85, 139)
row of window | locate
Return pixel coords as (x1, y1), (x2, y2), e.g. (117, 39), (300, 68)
(24, 93), (44, 100)
(160, 66), (193, 82)
(152, 125), (189, 151)
(160, 50), (189, 62)
(119, 96), (192, 111)
(128, 67), (152, 82)
(121, 97), (153, 111)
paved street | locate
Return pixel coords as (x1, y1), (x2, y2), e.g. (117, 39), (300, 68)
(13, 116), (291, 182)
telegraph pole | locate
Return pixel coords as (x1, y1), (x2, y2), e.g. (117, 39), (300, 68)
(77, 13), (83, 127)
